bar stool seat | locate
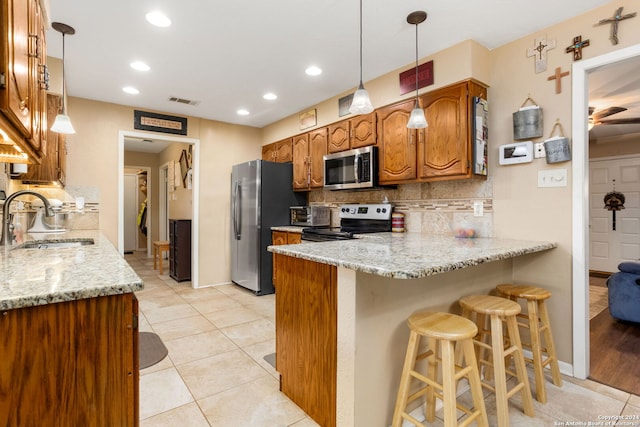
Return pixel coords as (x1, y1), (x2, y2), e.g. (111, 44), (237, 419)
(496, 284), (562, 403)
(392, 311), (488, 427)
(153, 240), (170, 275)
(459, 295), (535, 427)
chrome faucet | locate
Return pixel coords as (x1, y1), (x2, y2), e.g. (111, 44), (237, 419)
(0, 190), (55, 246)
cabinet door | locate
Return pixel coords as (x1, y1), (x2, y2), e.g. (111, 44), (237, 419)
(28, 0), (46, 153)
(377, 99), (417, 183)
(292, 133), (309, 190)
(287, 232), (302, 244)
(1, 0), (32, 136)
(262, 142), (277, 161)
(272, 231), (287, 246)
(419, 82), (468, 179)
(350, 112), (376, 149)
(327, 120), (349, 153)
(308, 128), (327, 188)
(276, 138), (293, 163)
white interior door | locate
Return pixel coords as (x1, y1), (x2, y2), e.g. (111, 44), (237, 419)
(123, 173), (138, 253)
(589, 155), (640, 273)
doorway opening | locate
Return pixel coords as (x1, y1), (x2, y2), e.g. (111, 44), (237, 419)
(572, 43), (640, 379)
(118, 130), (201, 288)
(123, 166), (151, 256)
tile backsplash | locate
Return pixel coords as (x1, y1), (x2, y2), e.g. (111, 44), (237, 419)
(308, 177), (493, 237)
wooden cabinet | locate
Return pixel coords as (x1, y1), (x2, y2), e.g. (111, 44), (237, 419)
(327, 112), (376, 153)
(169, 219), (191, 282)
(0, 0), (48, 163)
(292, 128), (327, 190)
(0, 293), (139, 426)
(377, 99), (417, 184)
(377, 80), (488, 185)
(15, 94), (66, 186)
(261, 138), (292, 163)
(274, 254), (337, 427)
(271, 230), (302, 283)
(418, 79), (487, 180)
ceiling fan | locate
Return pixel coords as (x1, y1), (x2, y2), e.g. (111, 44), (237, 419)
(589, 106), (640, 126)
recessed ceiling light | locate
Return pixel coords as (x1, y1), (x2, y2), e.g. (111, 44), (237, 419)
(237, 109), (250, 116)
(146, 11), (171, 27)
(263, 93), (278, 100)
(122, 86), (140, 95)
(305, 66), (322, 76)
(130, 61), (150, 72)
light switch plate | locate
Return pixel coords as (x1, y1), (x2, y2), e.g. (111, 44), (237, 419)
(534, 142), (546, 159)
(538, 169), (567, 187)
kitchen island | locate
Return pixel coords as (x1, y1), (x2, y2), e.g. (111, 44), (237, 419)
(268, 233), (556, 427)
(0, 230), (143, 426)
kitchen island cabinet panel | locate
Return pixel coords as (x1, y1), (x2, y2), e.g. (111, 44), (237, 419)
(274, 254), (337, 427)
(0, 293), (139, 426)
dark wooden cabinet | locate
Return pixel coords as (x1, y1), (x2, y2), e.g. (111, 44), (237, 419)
(377, 99), (418, 184)
(327, 112), (376, 153)
(418, 79), (487, 180)
(169, 219), (191, 282)
(0, 0), (47, 163)
(262, 138), (292, 163)
(15, 94), (66, 186)
(0, 294), (139, 426)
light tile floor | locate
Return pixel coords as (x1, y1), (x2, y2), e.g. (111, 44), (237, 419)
(126, 251), (640, 426)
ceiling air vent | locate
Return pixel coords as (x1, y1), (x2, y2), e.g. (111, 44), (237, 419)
(168, 96), (199, 106)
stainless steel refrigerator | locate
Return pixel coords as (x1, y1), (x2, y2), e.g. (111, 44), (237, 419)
(230, 160), (306, 295)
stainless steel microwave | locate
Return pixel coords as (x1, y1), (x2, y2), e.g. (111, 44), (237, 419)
(323, 146), (377, 190)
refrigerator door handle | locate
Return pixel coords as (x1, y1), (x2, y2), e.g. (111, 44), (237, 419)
(233, 181), (241, 240)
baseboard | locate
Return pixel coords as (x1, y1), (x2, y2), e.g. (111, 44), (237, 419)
(589, 270), (612, 278)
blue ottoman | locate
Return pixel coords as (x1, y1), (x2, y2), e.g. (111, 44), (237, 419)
(607, 261), (640, 323)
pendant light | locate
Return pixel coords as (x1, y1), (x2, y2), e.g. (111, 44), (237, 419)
(348, 0), (374, 115)
(50, 22), (76, 134)
(406, 11), (428, 129)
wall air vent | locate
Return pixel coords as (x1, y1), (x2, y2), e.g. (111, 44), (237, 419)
(168, 97), (200, 106)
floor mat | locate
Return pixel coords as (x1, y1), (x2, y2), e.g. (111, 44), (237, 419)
(140, 332), (169, 370)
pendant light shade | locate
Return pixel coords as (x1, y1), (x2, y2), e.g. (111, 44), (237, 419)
(51, 22), (76, 134)
(349, 0), (373, 115)
(406, 11), (428, 129)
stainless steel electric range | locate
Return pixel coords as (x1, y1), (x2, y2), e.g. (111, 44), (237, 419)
(301, 203), (392, 242)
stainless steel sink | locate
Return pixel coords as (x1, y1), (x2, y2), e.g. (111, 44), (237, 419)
(15, 238), (95, 249)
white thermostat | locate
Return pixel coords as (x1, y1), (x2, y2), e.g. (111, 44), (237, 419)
(499, 141), (533, 165)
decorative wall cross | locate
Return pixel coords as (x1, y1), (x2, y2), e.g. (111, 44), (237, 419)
(526, 37), (557, 73)
(566, 35), (590, 61)
(547, 67), (570, 94)
(596, 7), (637, 45)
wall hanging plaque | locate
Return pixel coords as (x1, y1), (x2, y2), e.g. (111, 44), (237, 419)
(513, 96), (543, 140)
(543, 119), (571, 164)
(603, 180), (625, 231)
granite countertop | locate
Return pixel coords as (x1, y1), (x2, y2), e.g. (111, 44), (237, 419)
(0, 230), (143, 310)
(268, 232), (557, 279)
(271, 225), (306, 233)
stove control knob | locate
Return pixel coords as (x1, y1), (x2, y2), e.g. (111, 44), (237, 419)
(376, 208), (381, 213)
(350, 208), (356, 214)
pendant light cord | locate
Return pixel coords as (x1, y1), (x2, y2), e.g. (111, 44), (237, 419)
(414, 21), (419, 105)
(359, 0), (363, 84)
(61, 32), (67, 114)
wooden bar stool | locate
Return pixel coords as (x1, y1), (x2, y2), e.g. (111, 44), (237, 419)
(392, 311), (488, 427)
(459, 295), (535, 427)
(153, 240), (170, 275)
(495, 284), (562, 403)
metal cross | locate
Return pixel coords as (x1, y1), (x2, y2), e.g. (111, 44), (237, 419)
(566, 35), (590, 61)
(547, 67), (570, 94)
(526, 37), (556, 73)
(597, 7), (637, 45)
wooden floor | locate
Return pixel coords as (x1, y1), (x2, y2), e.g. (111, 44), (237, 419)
(589, 290), (640, 395)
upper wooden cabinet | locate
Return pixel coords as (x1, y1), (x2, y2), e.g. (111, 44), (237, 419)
(327, 112), (376, 153)
(15, 94), (66, 186)
(262, 138), (292, 163)
(292, 128), (327, 191)
(377, 99), (417, 184)
(0, 0), (47, 163)
(418, 79), (487, 180)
